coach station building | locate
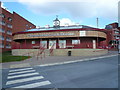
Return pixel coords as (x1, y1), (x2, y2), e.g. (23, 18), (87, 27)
(12, 17), (108, 56)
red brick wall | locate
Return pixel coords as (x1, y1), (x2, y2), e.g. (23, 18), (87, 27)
(13, 12), (36, 33)
(12, 12), (36, 51)
(17, 38), (104, 49)
(80, 38), (94, 48)
(0, 5), (36, 52)
(1, 7), (13, 52)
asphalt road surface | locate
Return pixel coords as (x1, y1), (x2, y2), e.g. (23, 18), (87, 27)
(2, 55), (119, 89)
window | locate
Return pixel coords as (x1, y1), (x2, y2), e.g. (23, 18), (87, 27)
(114, 36), (119, 39)
(6, 37), (12, 42)
(72, 40), (80, 44)
(0, 21), (6, 25)
(6, 44), (11, 48)
(32, 41), (35, 44)
(59, 40), (66, 48)
(0, 43), (4, 48)
(115, 31), (119, 34)
(0, 28), (5, 33)
(26, 24), (29, 26)
(0, 35), (4, 40)
(41, 41), (47, 48)
(7, 24), (12, 28)
(7, 30), (12, 35)
(0, 14), (5, 18)
(8, 17), (12, 22)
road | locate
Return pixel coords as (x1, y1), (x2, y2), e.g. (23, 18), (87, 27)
(2, 55), (119, 89)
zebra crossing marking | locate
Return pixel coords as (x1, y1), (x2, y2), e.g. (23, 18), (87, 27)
(7, 72), (39, 79)
(6, 76), (44, 85)
(9, 67), (33, 72)
(8, 70), (36, 75)
(6, 67), (52, 88)
(12, 81), (51, 88)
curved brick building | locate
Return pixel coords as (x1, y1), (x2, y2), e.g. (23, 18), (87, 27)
(12, 27), (108, 56)
(12, 17), (108, 56)
(13, 26), (107, 49)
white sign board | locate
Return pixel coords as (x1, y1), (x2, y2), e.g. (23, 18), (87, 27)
(80, 31), (86, 36)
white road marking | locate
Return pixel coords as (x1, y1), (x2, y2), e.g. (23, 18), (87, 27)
(8, 70), (36, 75)
(6, 76), (44, 85)
(37, 54), (118, 67)
(12, 81), (51, 88)
(9, 68), (33, 72)
(7, 72), (39, 79)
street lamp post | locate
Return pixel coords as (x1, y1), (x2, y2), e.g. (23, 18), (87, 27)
(96, 18), (99, 49)
(118, 40), (120, 54)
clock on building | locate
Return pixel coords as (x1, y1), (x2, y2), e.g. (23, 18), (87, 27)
(53, 15), (60, 28)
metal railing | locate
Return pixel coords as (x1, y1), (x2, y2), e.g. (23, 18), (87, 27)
(49, 43), (55, 56)
(37, 44), (46, 60)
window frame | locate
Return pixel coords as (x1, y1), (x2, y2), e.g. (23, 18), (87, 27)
(72, 40), (80, 45)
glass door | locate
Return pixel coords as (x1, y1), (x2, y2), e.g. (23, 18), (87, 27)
(49, 40), (56, 49)
(93, 40), (96, 49)
(59, 40), (66, 48)
(40, 40), (47, 48)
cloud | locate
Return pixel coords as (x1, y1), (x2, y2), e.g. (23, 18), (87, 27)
(17, 0), (119, 20)
(60, 18), (79, 26)
(1, 2), (11, 12)
(1, 2), (6, 9)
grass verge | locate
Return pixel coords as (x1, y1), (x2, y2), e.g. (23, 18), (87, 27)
(0, 51), (31, 63)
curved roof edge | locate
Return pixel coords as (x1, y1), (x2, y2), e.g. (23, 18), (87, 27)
(12, 27), (107, 36)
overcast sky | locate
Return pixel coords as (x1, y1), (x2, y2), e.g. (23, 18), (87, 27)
(1, 0), (120, 28)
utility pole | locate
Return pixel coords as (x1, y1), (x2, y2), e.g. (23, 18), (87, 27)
(97, 17), (99, 28)
(96, 17), (99, 48)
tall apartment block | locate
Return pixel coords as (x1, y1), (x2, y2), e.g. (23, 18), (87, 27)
(0, 2), (36, 52)
(105, 22), (120, 49)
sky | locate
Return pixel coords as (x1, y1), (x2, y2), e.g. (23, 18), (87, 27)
(1, 0), (120, 28)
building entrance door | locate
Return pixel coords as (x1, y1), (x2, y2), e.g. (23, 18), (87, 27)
(59, 40), (66, 48)
(49, 40), (56, 49)
(93, 40), (96, 49)
(40, 41), (47, 48)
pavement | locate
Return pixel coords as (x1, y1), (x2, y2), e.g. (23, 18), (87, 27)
(1, 51), (119, 69)
(2, 54), (118, 88)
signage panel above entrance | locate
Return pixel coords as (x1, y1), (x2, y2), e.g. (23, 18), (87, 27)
(13, 31), (80, 40)
(13, 30), (107, 40)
